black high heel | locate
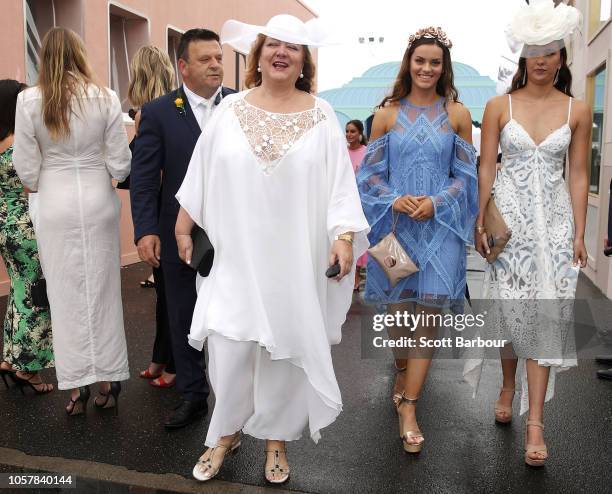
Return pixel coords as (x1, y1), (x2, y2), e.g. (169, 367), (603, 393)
(12, 372), (54, 395)
(66, 386), (91, 416)
(94, 381), (121, 416)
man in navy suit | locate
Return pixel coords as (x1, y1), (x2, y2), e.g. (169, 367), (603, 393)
(130, 28), (235, 428)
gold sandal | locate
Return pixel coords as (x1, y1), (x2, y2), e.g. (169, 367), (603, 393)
(192, 433), (241, 482)
(265, 446), (290, 484)
(524, 420), (547, 467)
(494, 387), (515, 424)
(396, 392), (424, 453)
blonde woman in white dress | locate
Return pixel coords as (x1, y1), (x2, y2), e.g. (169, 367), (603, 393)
(13, 28), (130, 415)
(175, 15), (369, 484)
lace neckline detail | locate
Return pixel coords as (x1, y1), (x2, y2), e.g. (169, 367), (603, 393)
(233, 95), (327, 174)
(241, 95), (317, 116)
(502, 119), (570, 149)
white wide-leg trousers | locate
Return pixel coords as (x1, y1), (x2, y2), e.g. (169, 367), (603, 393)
(205, 333), (310, 447)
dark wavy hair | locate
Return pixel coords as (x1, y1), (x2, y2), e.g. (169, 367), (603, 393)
(380, 37), (459, 108)
(346, 119), (367, 145)
(244, 34), (315, 94)
(0, 79), (28, 140)
(509, 47), (573, 96)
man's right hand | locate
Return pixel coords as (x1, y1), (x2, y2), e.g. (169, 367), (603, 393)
(137, 235), (161, 267)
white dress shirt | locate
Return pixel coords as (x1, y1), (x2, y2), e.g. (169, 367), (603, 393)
(183, 84), (222, 131)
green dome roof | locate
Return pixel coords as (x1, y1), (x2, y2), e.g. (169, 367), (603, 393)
(361, 61), (480, 78)
(320, 61), (496, 124)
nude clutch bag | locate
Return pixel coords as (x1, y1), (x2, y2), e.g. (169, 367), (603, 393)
(368, 210), (419, 287)
(483, 196), (512, 264)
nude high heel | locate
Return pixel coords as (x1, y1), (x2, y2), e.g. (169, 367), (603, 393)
(524, 420), (548, 467)
(396, 392), (424, 453)
(494, 387), (515, 424)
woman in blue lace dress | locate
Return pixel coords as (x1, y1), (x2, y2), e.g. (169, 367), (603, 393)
(357, 27), (478, 454)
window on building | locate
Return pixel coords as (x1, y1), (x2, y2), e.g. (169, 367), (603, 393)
(25, 0), (83, 85)
(234, 51), (247, 91)
(588, 64), (606, 195)
(589, 0), (612, 34)
(109, 4), (148, 112)
(167, 27), (183, 86)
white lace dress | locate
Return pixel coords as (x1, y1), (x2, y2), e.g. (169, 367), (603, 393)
(464, 95), (578, 414)
(176, 90), (369, 445)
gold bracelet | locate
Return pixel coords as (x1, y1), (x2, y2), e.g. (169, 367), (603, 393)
(475, 225), (486, 234)
(336, 233), (354, 244)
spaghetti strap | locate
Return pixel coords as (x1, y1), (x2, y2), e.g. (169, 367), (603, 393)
(567, 97), (572, 124)
(508, 94), (513, 120)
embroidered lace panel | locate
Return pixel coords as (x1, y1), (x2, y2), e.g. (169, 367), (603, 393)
(233, 98), (326, 174)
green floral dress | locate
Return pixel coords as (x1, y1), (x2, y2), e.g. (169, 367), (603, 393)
(0, 146), (53, 371)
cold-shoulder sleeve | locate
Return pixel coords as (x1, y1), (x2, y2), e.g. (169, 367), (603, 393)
(430, 134), (478, 242)
(13, 92), (43, 190)
(356, 133), (399, 245)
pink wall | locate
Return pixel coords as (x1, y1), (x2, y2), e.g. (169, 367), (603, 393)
(0, 0), (316, 295)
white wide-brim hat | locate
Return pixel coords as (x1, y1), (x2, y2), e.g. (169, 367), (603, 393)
(221, 14), (334, 54)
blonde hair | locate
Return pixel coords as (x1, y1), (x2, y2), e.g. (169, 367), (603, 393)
(244, 34), (316, 94)
(128, 46), (176, 108)
(38, 27), (102, 140)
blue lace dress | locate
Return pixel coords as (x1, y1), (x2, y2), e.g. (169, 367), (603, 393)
(357, 98), (478, 308)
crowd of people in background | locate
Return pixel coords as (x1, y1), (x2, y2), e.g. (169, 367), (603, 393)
(0, 0), (611, 486)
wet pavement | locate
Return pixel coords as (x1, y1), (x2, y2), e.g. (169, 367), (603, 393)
(1, 261), (611, 493)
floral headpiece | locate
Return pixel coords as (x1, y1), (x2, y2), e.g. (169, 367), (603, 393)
(506, 0), (582, 57)
(407, 27), (452, 50)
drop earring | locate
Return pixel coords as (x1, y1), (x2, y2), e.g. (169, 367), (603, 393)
(522, 70), (527, 86)
(553, 68), (560, 85)
(257, 65), (261, 73)
(299, 72), (304, 79)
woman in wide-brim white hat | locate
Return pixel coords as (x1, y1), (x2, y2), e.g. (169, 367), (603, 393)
(174, 14), (369, 484)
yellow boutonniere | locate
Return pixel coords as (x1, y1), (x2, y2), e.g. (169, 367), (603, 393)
(175, 96), (185, 115)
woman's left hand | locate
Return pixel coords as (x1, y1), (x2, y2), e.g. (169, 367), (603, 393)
(329, 239), (354, 281)
(410, 196), (434, 221)
(573, 237), (588, 268)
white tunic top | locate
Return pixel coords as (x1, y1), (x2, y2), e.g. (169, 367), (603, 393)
(13, 85), (131, 389)
(176, 90), (369, 441)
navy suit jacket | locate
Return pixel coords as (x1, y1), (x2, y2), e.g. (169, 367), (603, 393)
(130, 85), (235, 264)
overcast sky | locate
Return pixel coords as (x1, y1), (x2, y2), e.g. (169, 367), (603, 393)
(303, 0), (527, 92)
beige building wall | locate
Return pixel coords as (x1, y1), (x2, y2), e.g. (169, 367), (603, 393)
(571, 0), (612, 296)
(0, 0), (316, 296)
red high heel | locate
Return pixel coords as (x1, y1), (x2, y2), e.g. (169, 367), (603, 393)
(139, 366), (164, 379)
(150, 375), (176, 388)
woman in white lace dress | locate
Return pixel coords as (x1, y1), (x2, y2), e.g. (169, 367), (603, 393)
(470, 1), (590, 467)
(174, 16), (369, 484)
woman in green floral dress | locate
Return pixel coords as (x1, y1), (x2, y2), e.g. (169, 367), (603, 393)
(0, 79), (53, 393)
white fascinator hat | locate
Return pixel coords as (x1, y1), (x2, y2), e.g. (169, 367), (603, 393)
(221, 14), (335, 54)
(506, 0), (582, 58)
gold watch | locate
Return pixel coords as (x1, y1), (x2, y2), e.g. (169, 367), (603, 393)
(336, 233), (354, 244)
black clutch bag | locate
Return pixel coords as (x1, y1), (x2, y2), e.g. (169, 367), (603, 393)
(189, 225), (214, 277)
(31, 278), (49, 308)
